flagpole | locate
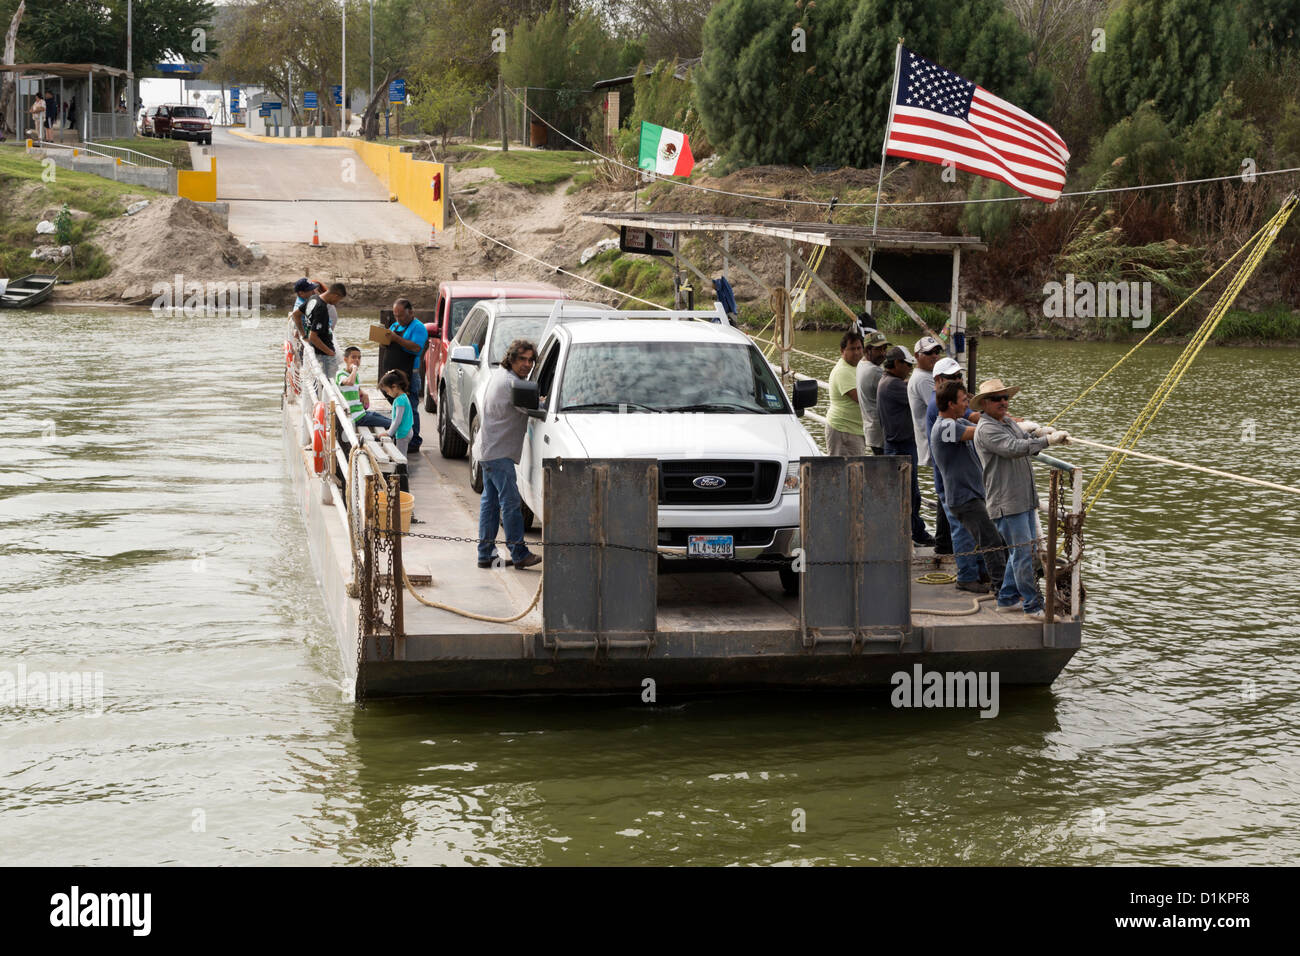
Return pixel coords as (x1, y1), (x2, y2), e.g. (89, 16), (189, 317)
(864, 40), (903, 328)
(871, 40), (904, 237)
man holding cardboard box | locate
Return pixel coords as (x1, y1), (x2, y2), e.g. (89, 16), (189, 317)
(378, 298), (428, 454)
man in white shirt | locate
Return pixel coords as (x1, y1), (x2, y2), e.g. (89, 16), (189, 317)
(907, 335), (949, 551)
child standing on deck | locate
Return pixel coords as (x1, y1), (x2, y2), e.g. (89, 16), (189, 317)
(378, 370), (414, 497)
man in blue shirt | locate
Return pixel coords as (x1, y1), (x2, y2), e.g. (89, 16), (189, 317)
(924, 358), (985, 591)
(387, 297), (429, 453)
(930, 381), (1008, 597)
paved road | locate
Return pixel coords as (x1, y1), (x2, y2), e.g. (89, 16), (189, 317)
(192, 128), (430, 244)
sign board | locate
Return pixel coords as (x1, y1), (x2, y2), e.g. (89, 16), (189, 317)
(332, 85), (343, 106)
(157, 63), (203, 77)
(258, 105), (271, 117)
(230, 87), (240, 108)
(303, 91), (318, 109)
(388, 78), (405, 103)
(864, 251), (955, 304)
(263, 101), (282, 111)
(619, 226), (676, 258)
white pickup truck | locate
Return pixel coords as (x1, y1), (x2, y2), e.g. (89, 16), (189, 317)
(510, 309), (821, 594)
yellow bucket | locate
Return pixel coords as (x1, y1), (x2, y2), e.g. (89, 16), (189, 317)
(375, 489), (414, 533)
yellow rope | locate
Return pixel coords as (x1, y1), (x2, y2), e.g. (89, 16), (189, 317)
(1073, 195), (1298, 513)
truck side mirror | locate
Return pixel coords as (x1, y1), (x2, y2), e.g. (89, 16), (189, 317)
(792, 379), (819, 417)
(449, 345), (478, 364)
(512, 378), (540, 414)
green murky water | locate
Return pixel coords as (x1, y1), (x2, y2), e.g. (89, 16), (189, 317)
(2, 311), (1297, 865)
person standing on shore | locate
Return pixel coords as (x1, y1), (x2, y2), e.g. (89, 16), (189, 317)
(825, 329), (866, 456)
(476, 339), (542, 571)
(29, 95), (46, 143)
(855, 331), (890, 455)
(971, 378), (1069, 620)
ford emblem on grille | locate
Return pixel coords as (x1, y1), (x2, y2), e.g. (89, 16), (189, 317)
(692, 475), (726, 489)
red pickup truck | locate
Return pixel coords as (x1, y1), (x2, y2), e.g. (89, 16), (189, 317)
(422, 279), (568, 413)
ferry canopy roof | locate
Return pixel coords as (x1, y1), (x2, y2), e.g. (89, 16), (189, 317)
(580, 211), (985, 252)
(0, 63), (133, 80)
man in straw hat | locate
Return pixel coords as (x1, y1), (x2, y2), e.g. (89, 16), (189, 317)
(971, 378), (1070, 621)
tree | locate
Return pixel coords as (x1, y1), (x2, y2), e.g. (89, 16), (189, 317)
(0, 0), (24, 137)
(695, 0), (1051, 169)
(409, 69), (477, 147)
(590, 0), (715, 61)
(694, 0), (842, 167)
(829, 0), (1052, 168)
(1087, 0), (1250, 130)
(500, 3), (626, 92)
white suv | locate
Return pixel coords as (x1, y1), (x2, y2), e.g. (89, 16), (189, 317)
(510, 309), (821, 593)
(437, 297), (608, 491)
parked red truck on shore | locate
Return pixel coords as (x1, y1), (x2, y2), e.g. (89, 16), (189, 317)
(422, 279), (568, 414)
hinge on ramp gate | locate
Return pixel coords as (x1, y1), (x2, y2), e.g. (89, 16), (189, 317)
(546, 632), (655, 659)
(801, 627), (907, 653)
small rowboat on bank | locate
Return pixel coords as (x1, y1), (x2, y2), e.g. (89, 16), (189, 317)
(0, 274), (56, 308)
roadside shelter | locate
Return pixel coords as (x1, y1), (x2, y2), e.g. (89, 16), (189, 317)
(1, 63), (135, 142)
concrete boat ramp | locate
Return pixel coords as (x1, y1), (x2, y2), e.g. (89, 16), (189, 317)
(283, 345), (1084, 700)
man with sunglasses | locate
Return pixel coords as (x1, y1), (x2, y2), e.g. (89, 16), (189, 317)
(972, 378), (1069, 620)
(925, 359), (988, 591)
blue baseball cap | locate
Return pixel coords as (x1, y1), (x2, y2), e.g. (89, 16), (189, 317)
(293, 277), (316, 294)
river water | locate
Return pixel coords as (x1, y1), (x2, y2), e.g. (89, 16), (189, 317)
(2, 309), (1297, 866)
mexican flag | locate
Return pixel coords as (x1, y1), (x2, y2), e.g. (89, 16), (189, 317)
(638, 121), (695, 177)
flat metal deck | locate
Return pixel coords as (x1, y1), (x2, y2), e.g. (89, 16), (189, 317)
(283, 389), (1081, 698)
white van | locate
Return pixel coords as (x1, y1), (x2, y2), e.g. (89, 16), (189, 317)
(510, 309), (821, 593)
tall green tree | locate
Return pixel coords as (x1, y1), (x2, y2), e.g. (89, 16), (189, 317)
(830, 0), (1052, 168)
(694, 0), (842, 166)
(695, 0), (1051, 169)
(1087, 0), (1250, 130)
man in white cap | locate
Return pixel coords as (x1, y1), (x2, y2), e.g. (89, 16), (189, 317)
(908, 335), (951, 552)
(854, 330), (890, 455)
(878, 345), (933, 546)
(925, 358), (986, 591)
(972, 378), (1070, 621)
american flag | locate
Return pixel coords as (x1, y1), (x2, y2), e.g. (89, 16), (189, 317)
(884, 46), (1070, 203)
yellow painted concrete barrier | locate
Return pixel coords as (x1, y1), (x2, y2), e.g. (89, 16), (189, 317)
(229, 130), (446, 230)
(178, 156), (218, 203)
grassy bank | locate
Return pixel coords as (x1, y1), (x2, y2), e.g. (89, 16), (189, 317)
(447, 145), (590, 188)
(99, 138), (193, 170)
(0, 150), (163, 282)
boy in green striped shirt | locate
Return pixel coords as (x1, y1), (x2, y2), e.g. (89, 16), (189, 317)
(337, 347), (390, 429)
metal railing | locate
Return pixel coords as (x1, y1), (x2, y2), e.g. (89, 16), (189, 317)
(31, 140), (121, 164)
(83, 140), (173, 168)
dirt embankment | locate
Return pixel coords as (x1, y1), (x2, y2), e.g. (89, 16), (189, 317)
(58, 176), (641, 311)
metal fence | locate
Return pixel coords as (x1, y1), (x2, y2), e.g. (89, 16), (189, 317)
(89, 113), (134, 140)
(83, 141), (173, 168)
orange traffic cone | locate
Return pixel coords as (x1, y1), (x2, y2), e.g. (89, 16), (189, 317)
(426, 221), (439, 249)
(309, 220), (323, 247)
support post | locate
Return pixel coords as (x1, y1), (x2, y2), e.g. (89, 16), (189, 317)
(388, 473), (404, 641)
(498, 74), (508, 151)
(722, 233), (730, 282)
(1046, 469), (1058, 625)
(782, 250), (793, 384)
(1071, 467), (1083, 619)
(949, 247), (961, 354)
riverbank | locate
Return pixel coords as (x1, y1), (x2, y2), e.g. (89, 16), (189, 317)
(8, 137), (1300, 343)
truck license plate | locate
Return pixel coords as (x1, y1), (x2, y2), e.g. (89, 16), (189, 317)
(688, 534), (734, 558)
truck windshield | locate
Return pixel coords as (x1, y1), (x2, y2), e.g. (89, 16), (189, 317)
(448, 299), (479, 339)
(560, 341), (788, 414)
(172, 107), (207, 118)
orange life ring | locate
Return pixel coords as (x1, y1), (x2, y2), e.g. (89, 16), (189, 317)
(312, 402), (326, 473)
(285, 341), (300, 395)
